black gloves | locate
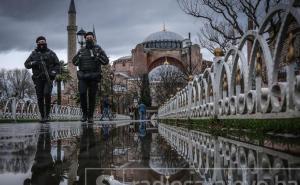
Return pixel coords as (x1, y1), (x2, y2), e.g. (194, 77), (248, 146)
(30, 60), (40, 66)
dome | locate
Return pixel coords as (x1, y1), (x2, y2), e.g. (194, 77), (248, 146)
(142, 30), (184, 49)
(143, 30), (184, 42)
(117, 56), (131, 60)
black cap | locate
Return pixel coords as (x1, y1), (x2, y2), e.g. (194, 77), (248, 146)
(36, 36), (46, 43)
(84, 32), (94, 38)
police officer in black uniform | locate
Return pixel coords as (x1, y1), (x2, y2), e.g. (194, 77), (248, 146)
(72, 32), (109, 123)
(25, 36), (60, 123)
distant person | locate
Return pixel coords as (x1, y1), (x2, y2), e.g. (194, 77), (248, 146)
(24, 36), (60, 123)
(72, 32), (109, 123)
(129, 107), (134, 120)
(100, 96), (111, 121)
(138, 102), (146, 120)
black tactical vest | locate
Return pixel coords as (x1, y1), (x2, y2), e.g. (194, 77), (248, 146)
(78, 48), (101, 72)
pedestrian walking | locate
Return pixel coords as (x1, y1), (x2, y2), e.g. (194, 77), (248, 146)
(72, 32), (109, 123)
(24, 36), (60, 123)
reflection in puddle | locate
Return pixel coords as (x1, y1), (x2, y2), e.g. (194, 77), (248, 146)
(0, 121), (299, 185)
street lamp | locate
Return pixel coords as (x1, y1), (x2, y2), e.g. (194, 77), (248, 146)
(77, 28), (86, 48)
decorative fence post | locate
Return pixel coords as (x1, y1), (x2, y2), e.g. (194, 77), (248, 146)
(11, 97), (16, 122)
(158, 0), (300, 119)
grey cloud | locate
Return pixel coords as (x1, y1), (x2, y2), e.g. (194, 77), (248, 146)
(0, 0), (202, 59)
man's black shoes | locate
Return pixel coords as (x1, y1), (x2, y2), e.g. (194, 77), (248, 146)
(45, 116), (50, 122)
(39, 116), (50, 123)
(81, 115), (87, 122)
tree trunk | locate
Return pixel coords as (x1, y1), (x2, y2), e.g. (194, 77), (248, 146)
(57, 81), (62, 105)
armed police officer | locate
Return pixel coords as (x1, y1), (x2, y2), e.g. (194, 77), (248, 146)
(25, 36), (60, 123)
(72, 32), (109, 123)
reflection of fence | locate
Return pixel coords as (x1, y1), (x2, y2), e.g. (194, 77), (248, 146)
(158, 0), (300, 119)
(0, 123), (82, 173)
(158, 123), (300, 185)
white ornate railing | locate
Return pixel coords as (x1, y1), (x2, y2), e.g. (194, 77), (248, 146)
(158, 123), (300, 185)
(158, 0), (300, 119)
(0, 98), (81, 121)
(0, 98), (132, 122)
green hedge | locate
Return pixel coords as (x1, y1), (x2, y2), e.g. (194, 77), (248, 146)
(158, 118), (300, 146)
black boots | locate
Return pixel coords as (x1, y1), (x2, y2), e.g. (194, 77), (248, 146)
(88, 117), (94, 123)
(81, 112), (93, 123)
(39, 115), (50, 123)
(81, 113), (87, 122)
(44, 115), (50, 122)
(81, 116), (93, 123)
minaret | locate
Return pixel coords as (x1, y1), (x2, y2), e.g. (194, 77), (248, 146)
(66, 0), (77, 95)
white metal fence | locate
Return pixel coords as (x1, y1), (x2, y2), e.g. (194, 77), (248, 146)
(158, 0), (300, 119)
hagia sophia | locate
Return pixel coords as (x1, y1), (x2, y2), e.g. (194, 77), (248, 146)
(64, 0), (211, 113)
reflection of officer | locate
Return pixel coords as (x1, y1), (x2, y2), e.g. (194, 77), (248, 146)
(73, 32), (109, 123)
(25, 36), (60, 123)
(140, 128), (151, 168)
(23, 125), (60, 185)
(77, 124), (101, 185)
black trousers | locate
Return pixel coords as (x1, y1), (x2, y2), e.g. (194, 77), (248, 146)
(33, 79), (53, 118)
(79, 80), (98, 118)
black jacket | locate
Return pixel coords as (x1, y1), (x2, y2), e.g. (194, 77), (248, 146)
(72, 45), (109, 81)
(24, 48), (60, 81)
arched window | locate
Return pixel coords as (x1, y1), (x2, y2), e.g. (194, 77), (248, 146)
(167, 41), (172, 48)
(172, 42), (176, 48)
(150, 42), (154, 48)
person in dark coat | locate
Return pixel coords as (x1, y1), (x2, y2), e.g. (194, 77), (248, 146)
(100, 96), (111, 121)
(72, 32), (109, 123)
(138, 102), (146, 120)
(24, 36), (60, 123)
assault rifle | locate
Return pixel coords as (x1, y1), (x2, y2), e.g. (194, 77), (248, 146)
(39, 52), (51, 85)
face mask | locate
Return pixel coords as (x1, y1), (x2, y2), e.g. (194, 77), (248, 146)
(37, 43), (47, 51)
(85, 40), (94, 49)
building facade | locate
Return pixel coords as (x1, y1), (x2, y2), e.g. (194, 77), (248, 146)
(112, 28), (211, 110)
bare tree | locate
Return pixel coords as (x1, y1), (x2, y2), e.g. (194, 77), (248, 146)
(177, 0), (285, 54)
(197, 23), (234, 53)
(0, 69), (9, 98)
(3, 69), (35, 99)
(127, 74), (144, 97)
(151, 65), (187, 106)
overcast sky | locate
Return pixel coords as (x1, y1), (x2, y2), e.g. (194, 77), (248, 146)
(0, 0), (213, 69)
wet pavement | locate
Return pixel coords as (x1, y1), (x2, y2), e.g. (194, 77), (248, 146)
(0, 121), (299, 185)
